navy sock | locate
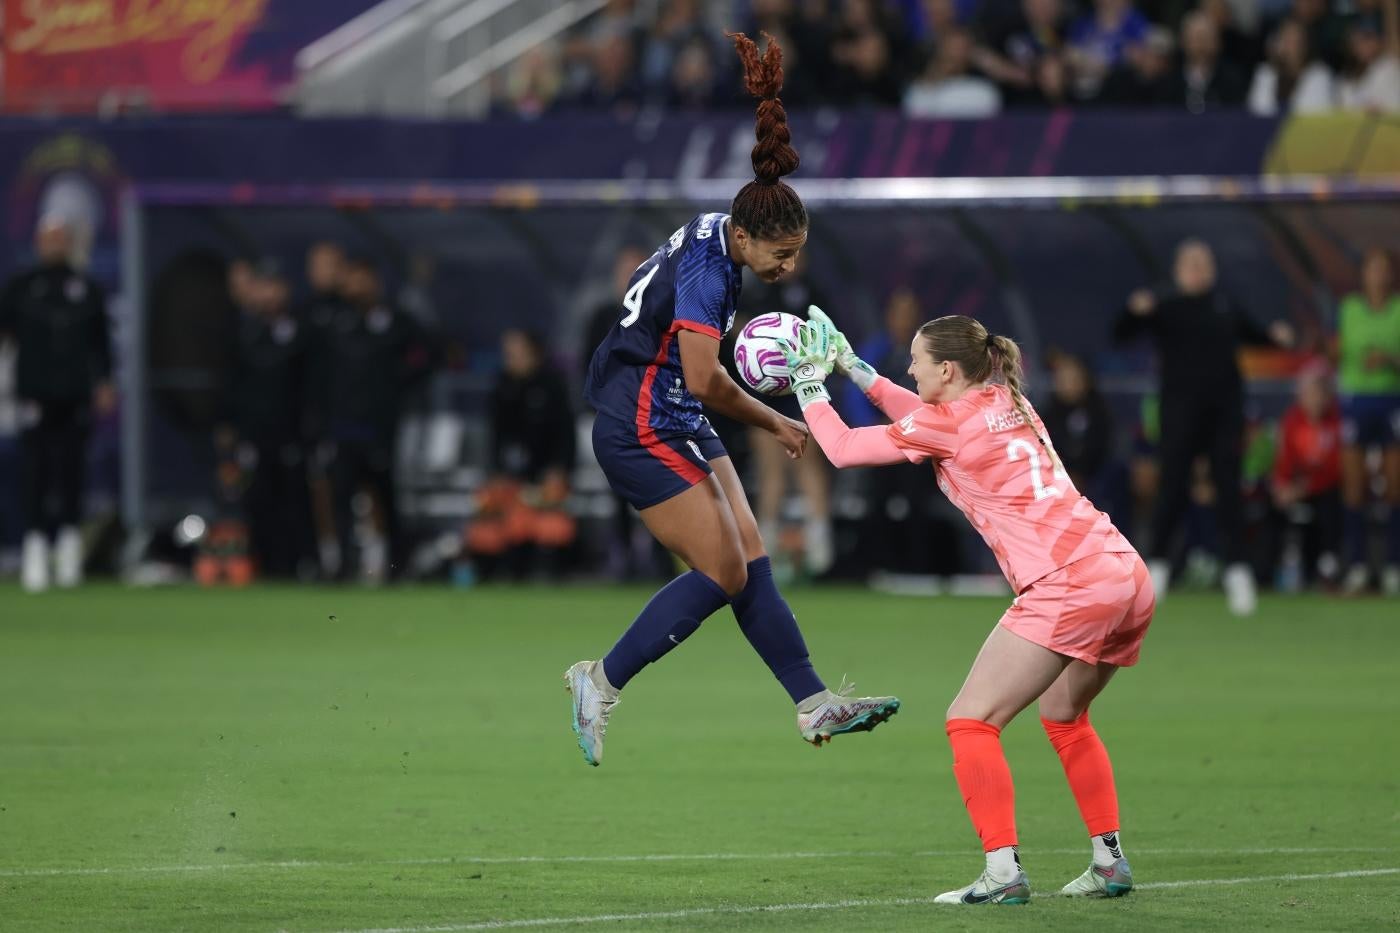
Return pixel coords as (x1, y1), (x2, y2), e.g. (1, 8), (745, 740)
(1388, 505), (1400, 564)
(1343, 506), (1366, 566)
(732, 556), (825, 703)
(601, 570), (730, 690)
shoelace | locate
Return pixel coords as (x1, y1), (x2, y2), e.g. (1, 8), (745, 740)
(833, 674), (855, 698)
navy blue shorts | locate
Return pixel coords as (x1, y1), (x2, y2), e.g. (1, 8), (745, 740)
(1340, 395), (1400, 448)
(592, 413), (728, 510)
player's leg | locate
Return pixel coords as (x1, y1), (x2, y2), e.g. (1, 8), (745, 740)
(710, 450), (900, 743)
(1206, 405), (1254, 615)
(19, 413), (52, 592)
(1382, 433), (1400, 596)
(747, 424), (786, 551)
(1042, 551), (1152, 896)
(1340, 398), (1371, 593)
(1146, 403), (1198, 597)
(934, 626), (1070, 905)
(1040, 662), (1134, 896)
(794, 443), (834, 575)
(564, 477), (739, 766)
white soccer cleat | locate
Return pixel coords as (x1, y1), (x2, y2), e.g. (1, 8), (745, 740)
(564, 660), (617, 767)
(1060, 857), (1135, 897)
(1223, 563), (1256, 616)
(1147, 558), (1170, 602)
(796, 677), (900, 746)
(21, 531), (49, 594)
(54, 526), (83, 589)
(934, 869), (1032, 905)
(1342, 563), (1370, 596)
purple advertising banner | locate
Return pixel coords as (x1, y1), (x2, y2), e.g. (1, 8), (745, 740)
(0, 110), (1285, 283)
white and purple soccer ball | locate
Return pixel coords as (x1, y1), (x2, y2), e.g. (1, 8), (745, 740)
(734, 311), (804, 396)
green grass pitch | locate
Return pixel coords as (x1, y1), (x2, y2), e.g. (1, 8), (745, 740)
(1, 584), (1398, 931)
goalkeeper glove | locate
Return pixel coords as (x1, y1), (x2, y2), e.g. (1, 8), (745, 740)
(783, 321), (836, 410)
(807, 304), (879, 392)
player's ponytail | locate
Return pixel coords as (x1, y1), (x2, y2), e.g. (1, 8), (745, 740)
(919, 316), (1060, 468)
(729, 31), (807, 241)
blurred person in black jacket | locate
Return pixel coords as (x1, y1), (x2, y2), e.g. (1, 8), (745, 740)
(1041, 351), (1115, 493)
(468, 330), (578, 579)
(221, 271), (314, 579)
(0, 215), (113, 592)
(312, 258), (434, 582)
(1114, 239), (1294, 615)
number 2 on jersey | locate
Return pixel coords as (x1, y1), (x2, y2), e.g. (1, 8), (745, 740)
(620, 265), (660, 328)
(1006, 438), (1068, 501)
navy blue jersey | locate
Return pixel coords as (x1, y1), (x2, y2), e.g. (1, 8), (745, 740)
(585, 212), (742, 436)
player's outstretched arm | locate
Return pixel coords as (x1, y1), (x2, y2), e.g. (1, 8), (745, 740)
(807, 305), (922, 422)
(784, 323), (909, 468)
(677, 329), (808, 458)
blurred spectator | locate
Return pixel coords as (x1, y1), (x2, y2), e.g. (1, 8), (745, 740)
(668, 34), (725, 108)
(829, 0), (912, 105)
(1066, 0), (1151, 99)
(222, 272), (313, 579)
(569, 32), (643, 111)
(639, 0), (710, 101)
(1335, 247), (1400, 595)
(299, 241), (347, 329)
(1280, 0), (1350, 70)
(744, 0), (833, 103)
(1163, 10), (1248, 111)
(1337, 0), (1400, 113)
(904, 27), (1004, 114)
(468, 329), (577, 579)
(1113, 238), (1295, 615)
(1247, 17), (1337, 114)
(501, 43), (565, 119)
(1200, 0), (1263, 72)
(845, 289), (960, 576)
(0, 215), (113, 593)
(1026, 52), (1076, 105)
(843, 287), (922, 426)
(1041, 352), (1115, 494)
(737, 254), (836, 577)
(313, 258), (435, 582)
(580, 246), (667, 579)
(563, 0), (642, 111)
(971, 0), (1069, 105)
(1271, 359), (1342, 588)
(1099, 25), (1176, 104)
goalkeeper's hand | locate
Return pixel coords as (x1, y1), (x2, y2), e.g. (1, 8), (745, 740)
(782, 321), (835, 411)
(806, 304), (879, 392)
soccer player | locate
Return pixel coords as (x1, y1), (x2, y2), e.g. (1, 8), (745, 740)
(784, 310), (1154, 904)
(1336, 248), (1400, 596)
(564, 33), (899, 768)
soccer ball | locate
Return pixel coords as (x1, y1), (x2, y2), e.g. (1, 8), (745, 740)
(734, 312), (803, 396)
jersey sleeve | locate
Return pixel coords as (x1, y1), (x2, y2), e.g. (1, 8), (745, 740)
(673, 250), (727, 339)
(886, 405), (961, 462)
(805, 400), (910, 467)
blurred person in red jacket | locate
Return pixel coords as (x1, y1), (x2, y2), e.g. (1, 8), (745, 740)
(1271, 359), (1342, 587)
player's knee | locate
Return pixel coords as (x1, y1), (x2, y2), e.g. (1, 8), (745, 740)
(708, 554), (748, 597)
(1037, 697), (1082, 725)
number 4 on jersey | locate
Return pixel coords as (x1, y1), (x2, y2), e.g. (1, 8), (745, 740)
(620, 265), (660, 328)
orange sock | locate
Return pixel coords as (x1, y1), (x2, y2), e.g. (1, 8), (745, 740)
(945, 718), (1018, 851)
(1042, 711), (1120, 837)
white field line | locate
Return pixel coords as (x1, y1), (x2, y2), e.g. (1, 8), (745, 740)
(2, 846), (1398, 879)
(327, 868), (1400, 933)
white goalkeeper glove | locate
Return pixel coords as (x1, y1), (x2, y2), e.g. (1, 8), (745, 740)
(807, 305), (879, 392)
(782, 321), (836, 410)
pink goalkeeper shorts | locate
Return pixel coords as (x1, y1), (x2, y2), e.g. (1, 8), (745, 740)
(1000, 550), (1155, 667)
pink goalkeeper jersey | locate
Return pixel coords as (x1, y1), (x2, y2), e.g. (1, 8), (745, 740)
(884, 383), (1135, 593)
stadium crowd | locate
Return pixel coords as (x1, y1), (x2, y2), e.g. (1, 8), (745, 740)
(498, 0), (1400, 117)
(1, 217), (1397, 598)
